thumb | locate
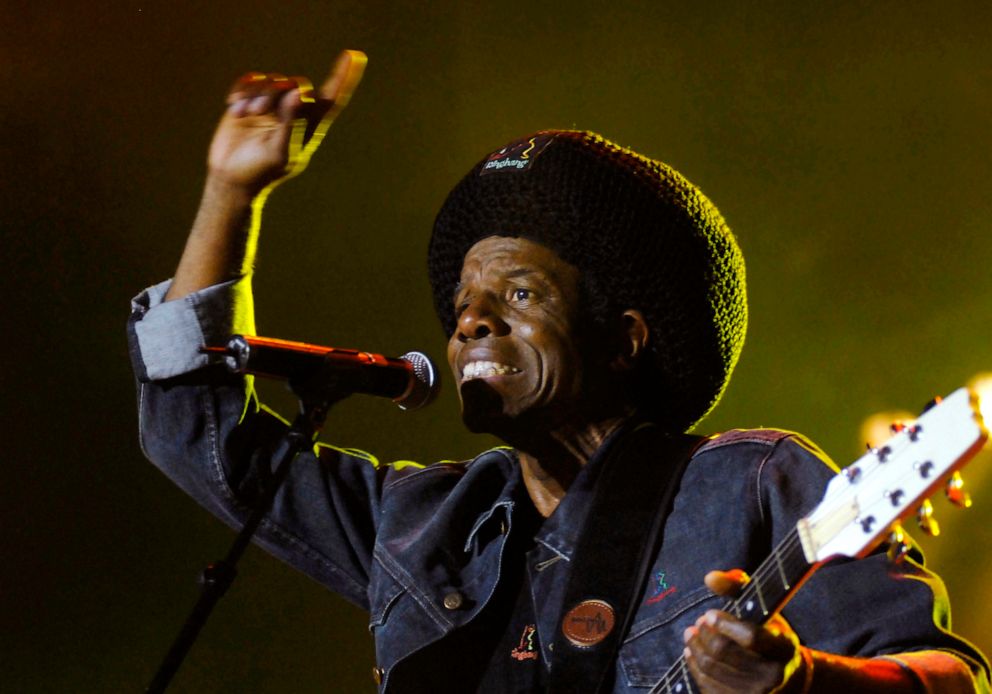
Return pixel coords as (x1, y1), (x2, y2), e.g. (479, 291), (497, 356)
(704, 568), (750, 597)
(319, 49), (368, 110)
(296, 49), (368, 159)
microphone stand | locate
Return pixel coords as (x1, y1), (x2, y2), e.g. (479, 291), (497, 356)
(146, 370), (346, 693)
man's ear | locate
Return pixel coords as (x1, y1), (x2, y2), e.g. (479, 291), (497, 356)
(611, 309), (649, 371)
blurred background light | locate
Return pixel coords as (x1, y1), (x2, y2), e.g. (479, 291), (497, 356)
(968, 372), (992, 437)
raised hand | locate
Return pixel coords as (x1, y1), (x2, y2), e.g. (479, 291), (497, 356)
(165, 50), (367, 301)
(207, 50), (367, 195)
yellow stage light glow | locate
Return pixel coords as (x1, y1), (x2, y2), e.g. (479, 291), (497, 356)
(967, 372), (992, 440)
(858, 410), (916, 450)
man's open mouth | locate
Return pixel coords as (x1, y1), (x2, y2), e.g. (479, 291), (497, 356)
(461, 361), (521, 383)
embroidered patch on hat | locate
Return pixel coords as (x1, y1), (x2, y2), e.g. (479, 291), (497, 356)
(561, 599), (615, 648)
(479, 133), (555, 176)
(645, 569), (678, 606)
(510, 624), (539, 661)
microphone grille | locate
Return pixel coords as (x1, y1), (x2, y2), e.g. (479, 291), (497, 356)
(397, 351), (441, 410)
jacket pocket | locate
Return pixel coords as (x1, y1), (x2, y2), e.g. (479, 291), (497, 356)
(618, 585), (722, 688)
(369, 572), (407, 632)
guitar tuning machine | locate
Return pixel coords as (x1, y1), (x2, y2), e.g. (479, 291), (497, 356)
(858, 515), (876, 533)
(946, 472), (972, 508)
(891, 417), (925, 442)
(884, 488), (906, 507)
(863, 444), (894, 463)
(920, 396), (943, 414)
(886, 525), (911, 564)
(916, 499), (940, 537)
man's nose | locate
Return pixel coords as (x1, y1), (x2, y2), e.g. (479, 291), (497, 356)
(456, 295), (509, 341)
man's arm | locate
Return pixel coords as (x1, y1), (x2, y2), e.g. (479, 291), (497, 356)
(128, 50), (383, 606)
(165, 50), (367, 301)
(684, 569), (984, 693)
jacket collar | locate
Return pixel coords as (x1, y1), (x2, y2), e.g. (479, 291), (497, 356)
(532, 419), (648, 559)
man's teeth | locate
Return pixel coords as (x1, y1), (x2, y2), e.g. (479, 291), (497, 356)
(462, 361), (521, 382)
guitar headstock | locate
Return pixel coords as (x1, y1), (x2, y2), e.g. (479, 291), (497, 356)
(797, 387), (987, 564)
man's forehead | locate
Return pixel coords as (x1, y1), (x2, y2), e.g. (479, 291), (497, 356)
(455, 236), (576, 288)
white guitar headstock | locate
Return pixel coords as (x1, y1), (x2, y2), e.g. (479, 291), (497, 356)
(797, 387), (987, 564)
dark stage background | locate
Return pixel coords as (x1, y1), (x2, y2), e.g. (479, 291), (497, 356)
(3, 1), (990, 691)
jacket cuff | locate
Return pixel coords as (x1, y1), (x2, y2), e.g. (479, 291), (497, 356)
(877, 650), (982, 694)
(128, 276), (255, 381)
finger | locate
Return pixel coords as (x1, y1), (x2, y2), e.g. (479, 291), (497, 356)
(227, 71), (270, 103)
(227, 72), (295, 104)
(703, 610), (761, 650)
(751, 615), (800, 661)
(245, 94), (275, 115)
(227, 72), (264, 101)
(317, 49), (368, 109)
(224, 79), (300, 125)
(703, 610), (798, 662)
(686, 622), (766, 691)
(685, 637), (782, 694)
(276, 76), (314, 122)
(291, 50), (367, 159)
(704, 568), (750, 597)
(228, 97), (250, 117)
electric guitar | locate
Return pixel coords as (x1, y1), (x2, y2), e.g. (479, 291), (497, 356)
(648, 387), (988, 694)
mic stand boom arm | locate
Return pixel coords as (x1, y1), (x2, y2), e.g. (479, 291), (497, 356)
(146, 360), (351, 693)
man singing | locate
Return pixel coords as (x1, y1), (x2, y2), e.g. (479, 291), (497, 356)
(129, 50), (989, 692)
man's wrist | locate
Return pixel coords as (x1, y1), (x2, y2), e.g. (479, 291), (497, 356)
(791, 648), (942, 694)
(771, 646), (814, 694)
(202, 173), (259, 208)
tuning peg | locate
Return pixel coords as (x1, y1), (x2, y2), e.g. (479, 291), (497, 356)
(864, 444), (893, 462)
(920, 396), (943, 414)
(946, 472), (972, 508)
(886, 525), (911, 564)
(916, 499), (940, 537)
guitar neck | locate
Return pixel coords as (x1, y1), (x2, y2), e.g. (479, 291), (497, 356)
(721, 527), (814, 624)
(648, 528), (814, 694)
(647, 387), (987, 694)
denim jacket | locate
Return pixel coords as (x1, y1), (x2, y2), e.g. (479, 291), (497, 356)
(129, 278), (989, 692)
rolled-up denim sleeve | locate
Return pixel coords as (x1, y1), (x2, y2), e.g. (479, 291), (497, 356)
(127, 278), (384, 609)
(128, 276), (255, 381)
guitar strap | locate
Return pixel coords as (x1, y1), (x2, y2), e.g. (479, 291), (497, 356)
(547, 423), (704, 693)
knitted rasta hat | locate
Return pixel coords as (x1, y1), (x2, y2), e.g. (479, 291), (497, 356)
(428, 130), (747, 432)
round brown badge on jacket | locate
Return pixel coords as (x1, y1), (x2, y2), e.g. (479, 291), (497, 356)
(561, 599), (615, 647)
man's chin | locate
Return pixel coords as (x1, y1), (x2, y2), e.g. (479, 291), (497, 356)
(458, 380), (525, 436)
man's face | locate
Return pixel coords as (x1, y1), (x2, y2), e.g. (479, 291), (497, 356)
(447, 236), (594, 435)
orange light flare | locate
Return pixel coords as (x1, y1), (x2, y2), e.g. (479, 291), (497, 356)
(859, 410), (916, 451)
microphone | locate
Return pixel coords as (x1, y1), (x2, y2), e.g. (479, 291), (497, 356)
(206, 335), (440, 410)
